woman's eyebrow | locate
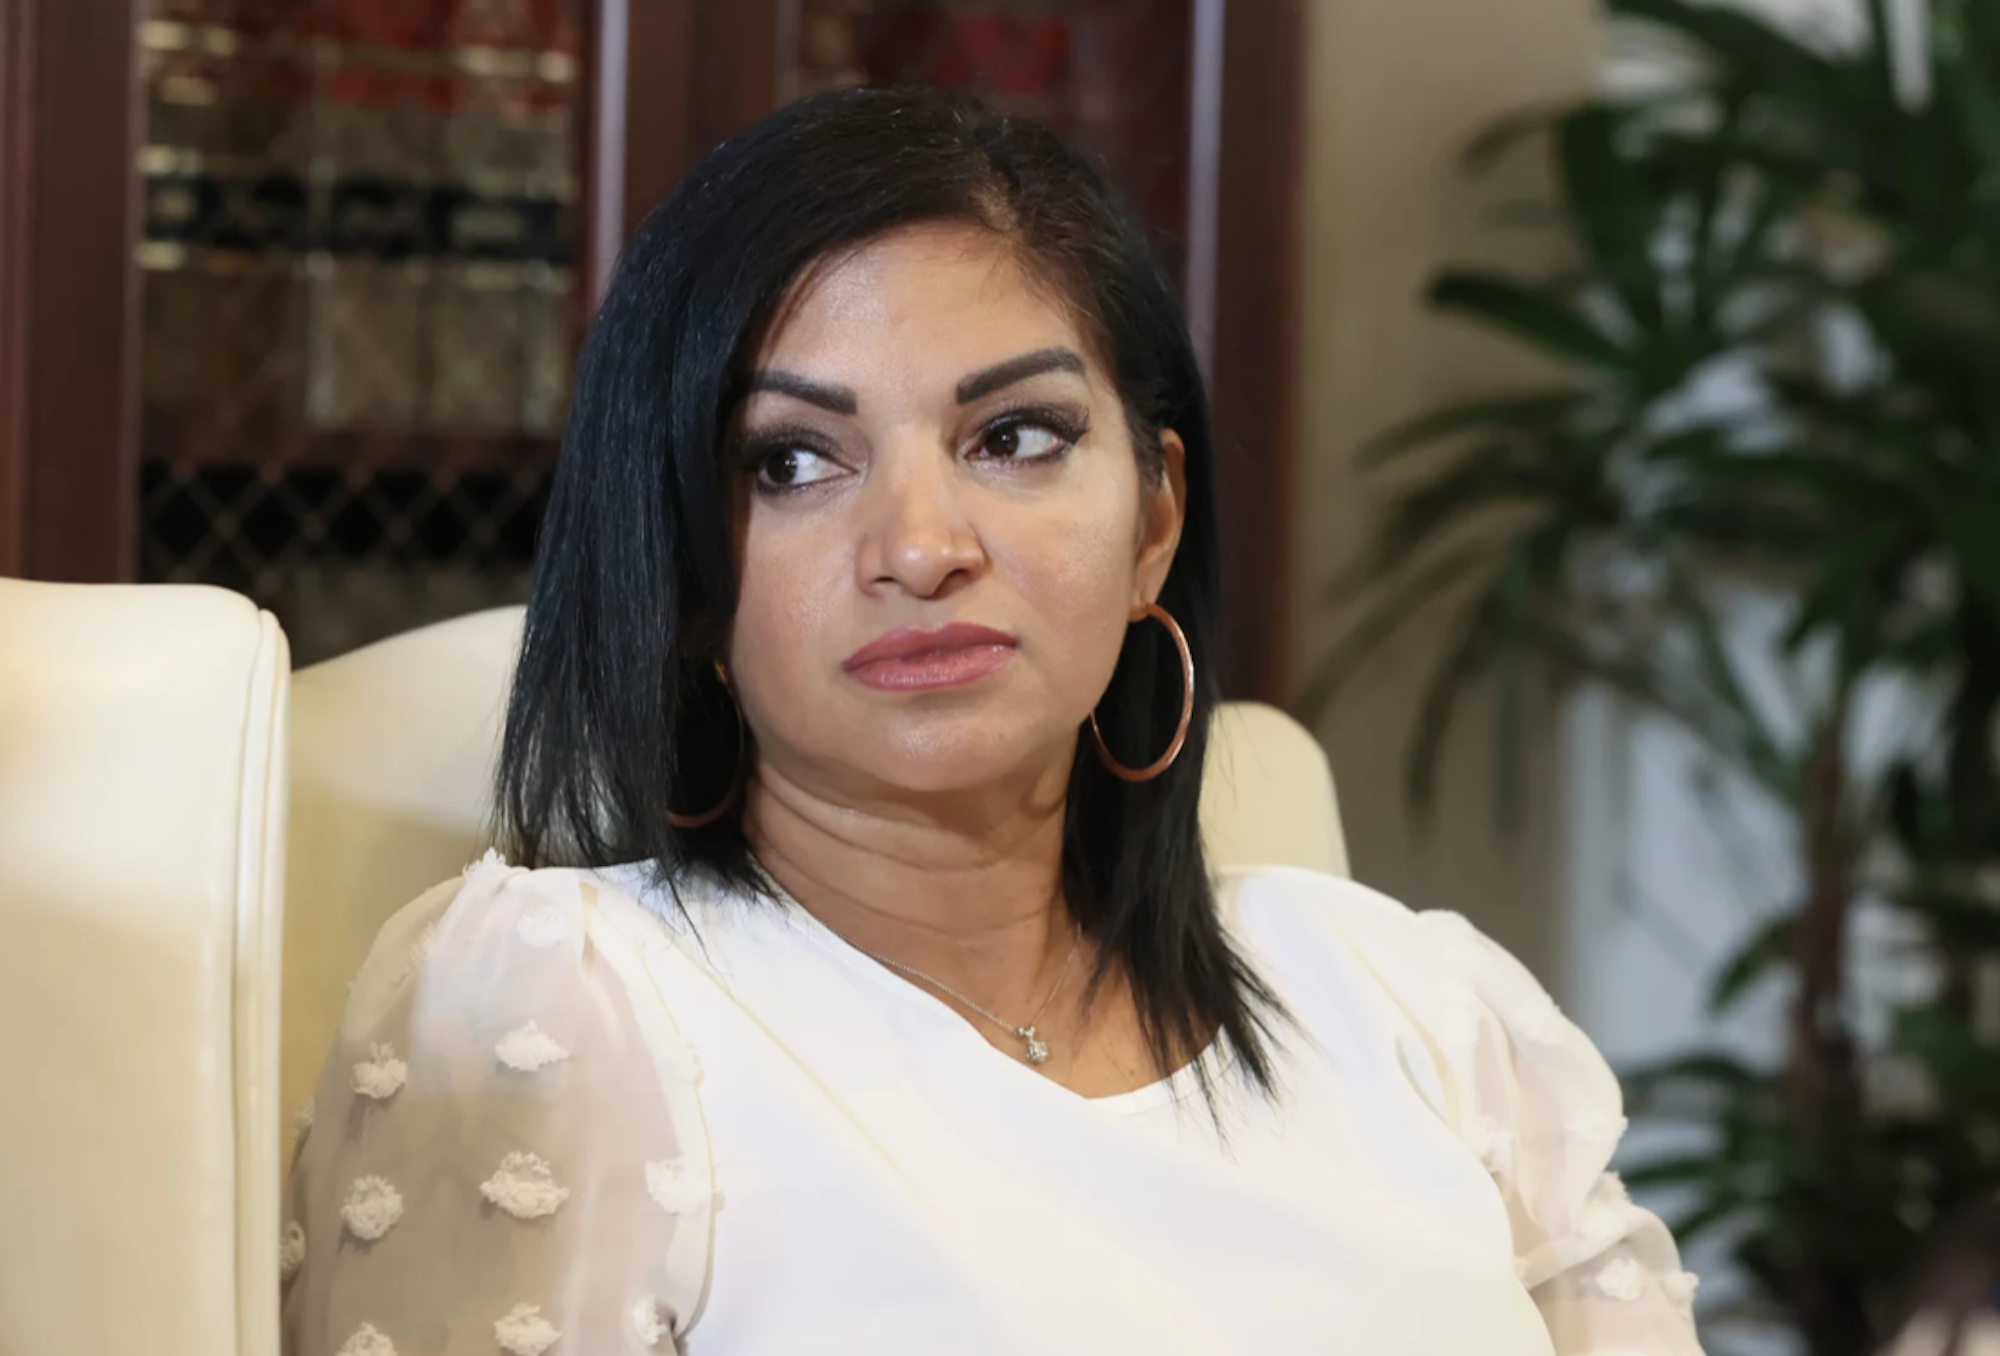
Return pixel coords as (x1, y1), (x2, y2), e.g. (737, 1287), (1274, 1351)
(745, 347), (1085, 414)
(955, 347), (1086, 404)
(745, 370), (858, 415)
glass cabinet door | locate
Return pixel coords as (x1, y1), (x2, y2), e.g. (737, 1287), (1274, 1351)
(136, 0), (584, 662)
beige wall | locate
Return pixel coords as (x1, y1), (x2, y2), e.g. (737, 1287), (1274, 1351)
(1292, 0), (1604, 976)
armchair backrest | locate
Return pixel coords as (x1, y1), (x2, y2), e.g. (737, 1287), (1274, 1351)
(0, 580), (288, 1356)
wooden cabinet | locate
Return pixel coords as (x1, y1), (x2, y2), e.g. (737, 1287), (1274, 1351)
(0, 0), (1300, 696)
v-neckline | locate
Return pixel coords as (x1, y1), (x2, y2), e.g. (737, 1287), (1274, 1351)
(598, 858), (1234, 1114)
(775, 884), (1232, 1115)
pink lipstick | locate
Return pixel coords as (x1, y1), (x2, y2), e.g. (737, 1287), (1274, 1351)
(842, 623), (1019, 692)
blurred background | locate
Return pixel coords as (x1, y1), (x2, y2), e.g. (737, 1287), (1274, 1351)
(5, 1), (2000, 1353)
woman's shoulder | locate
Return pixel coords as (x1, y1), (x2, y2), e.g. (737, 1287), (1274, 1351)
(349, 854), (582, 1007)
(1216, 862), (1429, 941)
(1215, 863), (1585, 1069)
(345, 851), (726, 1038)
(1215, 861), (1485, 978)
(374, 850), (722, 948)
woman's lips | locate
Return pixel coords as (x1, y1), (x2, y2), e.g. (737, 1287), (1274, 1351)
(842, 623), (1019, 691)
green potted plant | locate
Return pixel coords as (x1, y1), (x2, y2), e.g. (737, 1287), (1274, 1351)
(1299, 3), (2000, 1354)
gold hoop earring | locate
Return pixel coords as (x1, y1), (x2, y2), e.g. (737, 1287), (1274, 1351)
(1088, 602), (1194, 783)
(668, 683), (747, 830)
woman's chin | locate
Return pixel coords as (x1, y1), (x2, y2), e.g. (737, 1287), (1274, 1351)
(853, 716), (1079, 800)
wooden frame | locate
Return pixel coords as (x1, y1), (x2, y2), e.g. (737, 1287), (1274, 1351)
(1206, 0), (1303, 702)
(584, 0), (688, 301)
(0, 0), (35, 578)
(583, 0), (783, 303)
(0, 0), (140, 584)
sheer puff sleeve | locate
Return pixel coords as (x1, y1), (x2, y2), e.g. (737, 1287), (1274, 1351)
(1413, 910), (1705, 1356)
(281, 852), (715, 1356)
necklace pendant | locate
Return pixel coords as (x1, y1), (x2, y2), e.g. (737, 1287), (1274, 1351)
(1019, 1026), (1050, 1065)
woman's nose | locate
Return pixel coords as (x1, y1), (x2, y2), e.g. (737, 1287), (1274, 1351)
(855, 446), (986, 600)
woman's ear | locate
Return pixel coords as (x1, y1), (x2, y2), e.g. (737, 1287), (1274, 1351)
(1133, 430), (1187, 610)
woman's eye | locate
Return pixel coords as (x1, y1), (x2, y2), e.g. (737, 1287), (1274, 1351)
(975, 420), (1075, 462)
(756, 447), (846, 490)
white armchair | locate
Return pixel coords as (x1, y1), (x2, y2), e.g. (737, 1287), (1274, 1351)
(0, 588), (1346, 1356)
(0, 579), (288, 1356)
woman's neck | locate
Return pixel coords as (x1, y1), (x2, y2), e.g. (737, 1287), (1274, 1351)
(741, 761), (1079, 1017)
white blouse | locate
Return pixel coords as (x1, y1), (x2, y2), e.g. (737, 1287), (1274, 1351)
(281, 852), (1706, 1356)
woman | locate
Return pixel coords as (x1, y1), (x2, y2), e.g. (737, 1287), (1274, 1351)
(281, 86), (1704, 1356)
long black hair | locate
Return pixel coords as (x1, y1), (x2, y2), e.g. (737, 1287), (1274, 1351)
(496, 85), (1285, 1101)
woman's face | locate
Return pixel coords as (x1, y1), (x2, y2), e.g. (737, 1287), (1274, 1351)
(726, 221), (1185, 804)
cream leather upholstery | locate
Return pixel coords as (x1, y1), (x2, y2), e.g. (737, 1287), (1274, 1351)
(1201, 701), (1351, 880)
(0, 579), (288, 1356)
(281, 605), (1348, 1131)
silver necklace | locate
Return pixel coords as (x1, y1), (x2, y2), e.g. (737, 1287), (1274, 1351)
(855, 929), (1084, 1065)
